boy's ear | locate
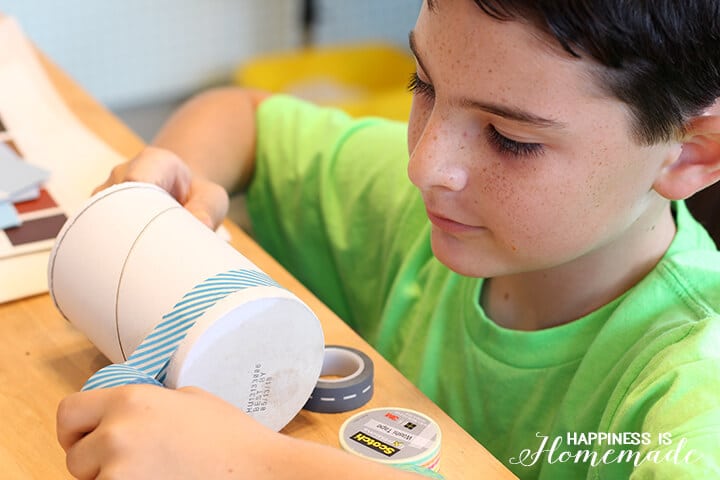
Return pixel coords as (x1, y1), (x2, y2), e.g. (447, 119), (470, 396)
(653, 114), (720, 200)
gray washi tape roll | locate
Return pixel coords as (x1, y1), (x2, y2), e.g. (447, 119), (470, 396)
(303, 345), (374, 413)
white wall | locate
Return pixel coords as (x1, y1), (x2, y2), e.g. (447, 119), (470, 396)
(2, 1), (421, 138)
(313, 0), (422, 47)
(3, 1), (302, 109)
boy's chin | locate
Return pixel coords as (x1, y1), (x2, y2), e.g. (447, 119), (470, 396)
(430, 241), (507, 279)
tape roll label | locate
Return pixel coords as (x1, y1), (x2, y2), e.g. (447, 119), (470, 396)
(349, 432), (399, 457)
(340, 408), (440, 462)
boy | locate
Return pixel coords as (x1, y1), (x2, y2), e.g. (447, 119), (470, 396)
(57, 0), (720, 478)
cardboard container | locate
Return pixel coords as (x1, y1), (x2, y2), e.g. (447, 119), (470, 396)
(48, 182), (324, 431)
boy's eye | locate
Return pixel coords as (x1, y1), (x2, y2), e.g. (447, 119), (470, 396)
(408, 72), (435, 99)
(407, 72), (543, 158)
(486, 124), (544, 158)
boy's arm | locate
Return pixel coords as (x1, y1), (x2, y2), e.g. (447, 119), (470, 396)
(56, 385), (424, 480)
(95, 87), (271, 229)
(152, 87), (270, 193)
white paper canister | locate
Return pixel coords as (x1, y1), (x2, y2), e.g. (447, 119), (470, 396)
(48, 182), (325, 431)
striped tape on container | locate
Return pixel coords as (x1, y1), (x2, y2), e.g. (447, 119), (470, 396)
(81, 268), (279, 390)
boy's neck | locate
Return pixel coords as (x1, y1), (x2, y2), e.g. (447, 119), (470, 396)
(481, 203), (677, 331)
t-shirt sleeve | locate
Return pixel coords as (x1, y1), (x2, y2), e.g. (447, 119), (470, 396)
(246, 95), (426, 332)
(591, 318), (720, 479)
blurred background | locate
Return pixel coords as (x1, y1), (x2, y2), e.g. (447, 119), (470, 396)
(2, 0), (422, 141)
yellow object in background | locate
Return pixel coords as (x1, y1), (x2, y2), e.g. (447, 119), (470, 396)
(234, 43), (414, 121)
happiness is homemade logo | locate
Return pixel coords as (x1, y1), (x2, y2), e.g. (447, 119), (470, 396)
(509, 432), (700, 468)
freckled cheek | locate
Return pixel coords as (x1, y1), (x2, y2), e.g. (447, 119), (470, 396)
(468, 160), (521, 206)
(470, 166), (566, 244)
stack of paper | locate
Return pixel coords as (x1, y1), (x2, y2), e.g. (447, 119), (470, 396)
(0, 137), (50, 229)
(0, 17), (124, 303)
(0, 128), (65, 266)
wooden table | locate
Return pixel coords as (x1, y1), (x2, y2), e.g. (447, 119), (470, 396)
(0, 53), (517, 480)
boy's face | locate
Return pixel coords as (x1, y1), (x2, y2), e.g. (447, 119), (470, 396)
(407, 0), (675, 278)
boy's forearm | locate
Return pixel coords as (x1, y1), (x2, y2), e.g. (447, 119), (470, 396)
(151, 87), (271, 194)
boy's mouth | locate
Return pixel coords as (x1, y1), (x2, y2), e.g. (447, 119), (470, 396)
(426, 208), (484, 234)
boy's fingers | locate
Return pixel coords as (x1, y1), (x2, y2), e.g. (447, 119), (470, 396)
(91, 147), (194, 202)
(92, 162), (130, 195)
(64, 433), (101, 480)
(89, 146), (230, 229)
(56, 389), (108, 452)
(123, 148), (192, 203)
(185, 179), (229, 230)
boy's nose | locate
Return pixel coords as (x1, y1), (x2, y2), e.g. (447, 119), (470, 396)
(408, 121), (469, 192)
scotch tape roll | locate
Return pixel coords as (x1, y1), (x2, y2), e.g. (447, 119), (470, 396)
(48, 182), (325, 431)
(339, 407), (442, 470)
(303, 345), (374, 413)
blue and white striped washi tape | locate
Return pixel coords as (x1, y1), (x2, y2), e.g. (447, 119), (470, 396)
(82, 268), (280, 391)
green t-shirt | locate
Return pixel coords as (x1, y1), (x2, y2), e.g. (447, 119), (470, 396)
(247, 95), (720, 479)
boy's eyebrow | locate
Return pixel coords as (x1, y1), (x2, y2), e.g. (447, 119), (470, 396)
(461, 99), (568, 130)
(408, 30), (567, 130)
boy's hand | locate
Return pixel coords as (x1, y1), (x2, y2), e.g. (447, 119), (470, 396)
(94, 146), (229, 229)
(57, 385), (282, 480)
